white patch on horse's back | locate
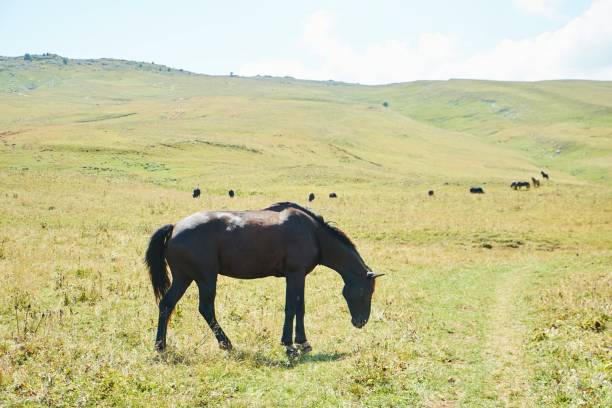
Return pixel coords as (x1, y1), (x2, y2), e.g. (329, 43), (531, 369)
(278, 209), (292, 223)
(171, 212), (211, 238)
(181, 212), (211, 229)
(217, 212), (246, 231)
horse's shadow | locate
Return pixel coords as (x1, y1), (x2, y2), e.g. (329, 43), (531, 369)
(227, 348), (349, 369)
(154, 345), (349, 368)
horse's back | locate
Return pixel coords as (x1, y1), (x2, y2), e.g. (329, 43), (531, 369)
(166, 209), (319, 279)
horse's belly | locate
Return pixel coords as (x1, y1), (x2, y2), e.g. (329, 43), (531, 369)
(219, 265), (284, 279)
(217, 240), (286, 279)
(219, 257), (285, 279)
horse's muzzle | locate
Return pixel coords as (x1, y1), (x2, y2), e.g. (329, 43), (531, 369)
(352, 318), (368, 328)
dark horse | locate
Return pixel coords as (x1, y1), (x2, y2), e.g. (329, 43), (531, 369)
(145, 202), (383, 357)
(511, 181), (530, 190)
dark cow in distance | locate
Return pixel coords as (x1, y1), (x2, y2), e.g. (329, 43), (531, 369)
(228, 190), (235, 198)
(308, 193), (315, 202)
(329, 192), (337, 198)
(470, 187), (484, 194)
(531, 177), (540, 188)
(192, 187), (201, 199)
(511, 181), (530, 190)
(428, 190), (434, 196)
(541, 171), (549, 180)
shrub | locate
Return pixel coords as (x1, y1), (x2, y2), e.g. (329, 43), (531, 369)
(24, 53), (32, 61)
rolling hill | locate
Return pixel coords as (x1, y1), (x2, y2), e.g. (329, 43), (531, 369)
(2, 54), (611, 190)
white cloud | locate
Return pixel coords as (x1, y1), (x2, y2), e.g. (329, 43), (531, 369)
(514, 0), (563, 18)
(239, 11), (459, 84)
(461, 0), (612, 80)
(238, 0), (612, 84)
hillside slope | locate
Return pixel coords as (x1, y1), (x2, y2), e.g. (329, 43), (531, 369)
(2, 54), (611, 189)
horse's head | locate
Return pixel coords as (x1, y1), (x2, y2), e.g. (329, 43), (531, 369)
(342, 271), (384, 328)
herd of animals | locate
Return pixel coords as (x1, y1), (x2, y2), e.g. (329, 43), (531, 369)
(468, 170), (549, 195)
(191, 187), (339, 201)
(509, 170), (549, 191)
(190, 171), (550, 200)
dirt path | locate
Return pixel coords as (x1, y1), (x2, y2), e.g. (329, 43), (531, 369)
(485, 266), (533, 406)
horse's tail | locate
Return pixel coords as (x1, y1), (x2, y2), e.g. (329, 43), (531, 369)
(145, 224), (174, 304)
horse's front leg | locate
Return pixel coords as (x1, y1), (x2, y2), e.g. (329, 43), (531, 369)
(281, 272), (304, 357)
(294, 277), (311, 354)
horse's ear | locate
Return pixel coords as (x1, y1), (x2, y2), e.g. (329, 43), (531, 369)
(367, 272), (385, 279)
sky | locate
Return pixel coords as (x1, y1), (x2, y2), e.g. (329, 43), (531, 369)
(1, 0), (611, 84)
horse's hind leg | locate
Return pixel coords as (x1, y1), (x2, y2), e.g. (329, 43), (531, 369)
(155, 276), (192, 351)
(196, 278), (233, 350)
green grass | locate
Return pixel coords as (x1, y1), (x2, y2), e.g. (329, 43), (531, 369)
(0, 54), (610, 407)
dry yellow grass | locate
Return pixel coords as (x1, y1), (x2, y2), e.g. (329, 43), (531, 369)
(0, 56), (611, 406)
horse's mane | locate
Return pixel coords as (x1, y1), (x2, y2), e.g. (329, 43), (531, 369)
(264, 202), (356, 250)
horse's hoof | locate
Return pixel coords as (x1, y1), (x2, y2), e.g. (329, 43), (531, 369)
(296, 341), (312, 354)
(219, 341), (233, 351)
(155, 341), (166, 352)
(285, 345), (299, 359)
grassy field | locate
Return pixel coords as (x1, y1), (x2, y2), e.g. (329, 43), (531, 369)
(0, 54), (610, 407)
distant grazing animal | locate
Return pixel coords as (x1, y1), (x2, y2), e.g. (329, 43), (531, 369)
(308, 193), (315, 202)
(531, 177), (540, 188)
(470, 187), (484, 194)
(541, 171), (549, 180)
(519, 181), (530, 190)
(192, 187), (201, 199)
(512, 181), (530, 190)
(228, 189), (235, 198)
(329, 192), (337, 198)
(145, 202), (384, 357)
(428, 190), (434, 196)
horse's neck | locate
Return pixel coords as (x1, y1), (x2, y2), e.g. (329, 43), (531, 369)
(317, 228), (365, 281)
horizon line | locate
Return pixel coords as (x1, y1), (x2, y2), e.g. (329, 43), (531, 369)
(2, 53), (610, 86)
